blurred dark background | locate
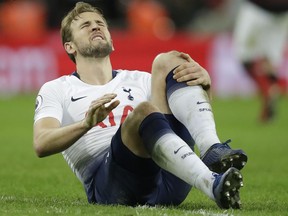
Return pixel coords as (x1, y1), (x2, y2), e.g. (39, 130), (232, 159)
(43, 0), (232, 30)
(0, 0), (237, 39)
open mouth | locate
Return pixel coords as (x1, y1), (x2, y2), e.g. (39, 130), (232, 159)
(91, 33), (104, 41)
(92, 36), (103, 41)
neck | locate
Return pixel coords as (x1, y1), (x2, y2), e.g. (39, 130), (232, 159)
(76, 56), (113, 85)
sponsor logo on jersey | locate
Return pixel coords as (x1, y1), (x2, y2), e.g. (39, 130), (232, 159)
(71, 96), (87, 102)
(197, 101), (209, 105)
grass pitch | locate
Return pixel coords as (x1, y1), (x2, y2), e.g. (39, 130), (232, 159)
(0, 94), (287, 216)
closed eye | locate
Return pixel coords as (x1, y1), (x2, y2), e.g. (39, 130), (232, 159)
(79, 20), (107, 29)
(96, 20), (106, 27)
(80, 21), (90, 29)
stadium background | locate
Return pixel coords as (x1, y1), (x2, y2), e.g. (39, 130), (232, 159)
(0, 0), (287, 97)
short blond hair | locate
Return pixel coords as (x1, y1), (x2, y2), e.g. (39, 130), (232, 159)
(60, 2), (106, 63)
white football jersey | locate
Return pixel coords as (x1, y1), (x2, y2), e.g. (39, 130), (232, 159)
(34, 69), (151, 182)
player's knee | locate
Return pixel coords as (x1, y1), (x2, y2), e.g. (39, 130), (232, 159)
(134, 102), (159, 119)
(125, 102), (159, 127)
(152, 50), (179, 68)
(152, 50), (184, 76)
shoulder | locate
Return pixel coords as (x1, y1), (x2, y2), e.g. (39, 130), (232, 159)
(39, 75), (72, 91)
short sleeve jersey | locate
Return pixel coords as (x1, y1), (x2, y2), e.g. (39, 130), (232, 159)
(34, 69), (151, 182)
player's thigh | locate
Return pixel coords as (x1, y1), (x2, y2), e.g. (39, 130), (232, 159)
(121, 101), (160, 157)
(92, 126), (191, 206)
(93, 126), (161, 205)
(153, 170), (192, 206)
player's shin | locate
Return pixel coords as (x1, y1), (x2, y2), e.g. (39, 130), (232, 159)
(139, 112), (216, 199)
(166, 71), (220, 156)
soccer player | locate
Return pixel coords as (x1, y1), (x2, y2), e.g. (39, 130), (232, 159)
(233, 0), (288, 122)
(33, 2), (247, 209)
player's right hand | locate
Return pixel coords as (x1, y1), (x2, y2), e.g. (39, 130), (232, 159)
(82, 93), (120, 129)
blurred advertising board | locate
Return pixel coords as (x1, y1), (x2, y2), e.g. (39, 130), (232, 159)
(0, 31), (287, 97)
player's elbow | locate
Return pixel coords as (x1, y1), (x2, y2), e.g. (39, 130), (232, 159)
(34, 145), (44, 158)
(33, 140), (48, 158)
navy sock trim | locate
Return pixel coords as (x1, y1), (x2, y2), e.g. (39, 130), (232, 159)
(139, 112), (173, 154)
(111, 126), (159, 176)
(166, 68), (187, 99)
(164, 114), (195, 150)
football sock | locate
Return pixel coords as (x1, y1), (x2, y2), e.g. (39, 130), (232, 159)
(164, 114), (195, 150)
(166, 70), (221, 156)
(139, 112), (216, 199)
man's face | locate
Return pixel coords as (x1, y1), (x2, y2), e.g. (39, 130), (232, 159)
(69, 12), (113, 59)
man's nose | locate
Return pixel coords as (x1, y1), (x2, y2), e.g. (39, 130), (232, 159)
(91, 23), (100, 31)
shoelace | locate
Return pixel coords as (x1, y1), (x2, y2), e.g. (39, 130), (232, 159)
(222, 139), (232, 146)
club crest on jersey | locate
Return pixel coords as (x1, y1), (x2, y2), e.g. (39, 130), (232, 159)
(122, 87), (134, 101)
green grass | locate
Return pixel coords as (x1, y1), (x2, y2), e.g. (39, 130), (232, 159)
(1, 94), (288, 215)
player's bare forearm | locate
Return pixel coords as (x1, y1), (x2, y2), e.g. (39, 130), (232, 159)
(33, 118), (90, 157)
(33, 94), (120, 158)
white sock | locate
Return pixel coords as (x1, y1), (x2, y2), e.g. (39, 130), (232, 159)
(167, 85), (221, 156)
(152, 133), (216, 200)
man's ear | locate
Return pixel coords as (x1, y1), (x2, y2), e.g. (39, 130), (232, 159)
(64, 42), (75, 55)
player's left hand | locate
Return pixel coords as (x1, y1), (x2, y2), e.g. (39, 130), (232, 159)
(83, 93), (120, 129)
(173, 53), (211, 90)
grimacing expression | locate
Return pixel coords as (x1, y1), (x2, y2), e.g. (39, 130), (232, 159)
(68, 12), (113, 59)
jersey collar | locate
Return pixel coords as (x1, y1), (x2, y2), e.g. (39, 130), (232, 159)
(71, 70), (118, 80)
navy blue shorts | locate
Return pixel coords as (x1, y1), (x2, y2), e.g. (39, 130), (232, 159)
(85, 126), (192, 206)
